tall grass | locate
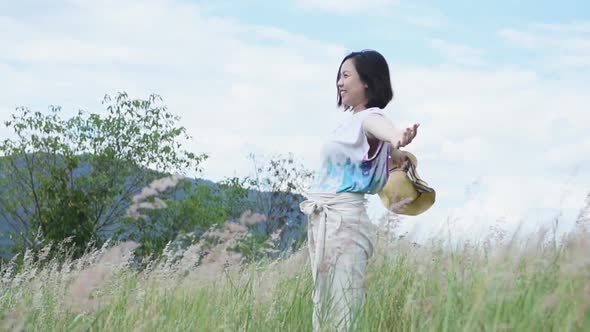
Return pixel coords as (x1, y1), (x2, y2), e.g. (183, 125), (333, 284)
(1, 226), (589, 331)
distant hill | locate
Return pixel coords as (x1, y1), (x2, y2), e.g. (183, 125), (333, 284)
(0, 154), (307, 259)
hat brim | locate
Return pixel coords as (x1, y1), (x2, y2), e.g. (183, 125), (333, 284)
(378, 174), (436, 216)
(393, 191), (436, 216)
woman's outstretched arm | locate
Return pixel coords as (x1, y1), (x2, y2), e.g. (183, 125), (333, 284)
(362, 114), (419, 148)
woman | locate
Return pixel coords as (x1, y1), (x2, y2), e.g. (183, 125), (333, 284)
(300, 50), (418, 331)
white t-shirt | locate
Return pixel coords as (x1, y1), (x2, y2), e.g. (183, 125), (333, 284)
(309, 107), (391, 194)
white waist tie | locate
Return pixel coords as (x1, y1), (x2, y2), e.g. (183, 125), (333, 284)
(300, 192), (374, 332)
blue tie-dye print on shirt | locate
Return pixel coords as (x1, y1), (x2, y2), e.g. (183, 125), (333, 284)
(316, 144), (390, 194)
(309, 108), (391, 195)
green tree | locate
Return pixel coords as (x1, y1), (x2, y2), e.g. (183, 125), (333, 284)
(125, 176), (253, 258)
(126, 153), (313, 262)
(0, 92), (207, 258)
(247, 152), (312, 235)
(230, 153), (312, 258)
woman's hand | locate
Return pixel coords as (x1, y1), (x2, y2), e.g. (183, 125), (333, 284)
(389, 148), (407, 169)
(394, 123), (419, 149)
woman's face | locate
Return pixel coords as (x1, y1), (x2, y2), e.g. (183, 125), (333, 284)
(338, 58), (368, 111)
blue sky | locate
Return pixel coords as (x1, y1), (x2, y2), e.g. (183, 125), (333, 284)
(1, 0), (589, 245)
(193, 0), (590, 67)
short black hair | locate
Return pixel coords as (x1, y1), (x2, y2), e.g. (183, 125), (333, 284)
(336, 49), (394, 111)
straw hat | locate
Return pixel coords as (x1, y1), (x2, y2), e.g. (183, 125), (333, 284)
(378, 150), (435, 216)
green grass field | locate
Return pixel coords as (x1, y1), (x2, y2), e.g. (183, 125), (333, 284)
(2, 229), (589, 331)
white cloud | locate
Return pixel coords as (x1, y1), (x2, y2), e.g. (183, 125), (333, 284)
(430, 39), (485, 65)
(403, 15), (447, 29)
(531, 21), (590, 34)
(498, 21), (590, 71)
(0, 0), (347, 180)
(440, 137), (493, 163)
(385, 173), (587, 245)
(293, 0), (398, 14)
(376, 60), (590, 243)
(545, 140), (590, 166)
(498, 29), (542, 48)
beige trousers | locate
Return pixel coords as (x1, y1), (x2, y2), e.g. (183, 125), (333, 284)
(300, 192), (377, 332)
